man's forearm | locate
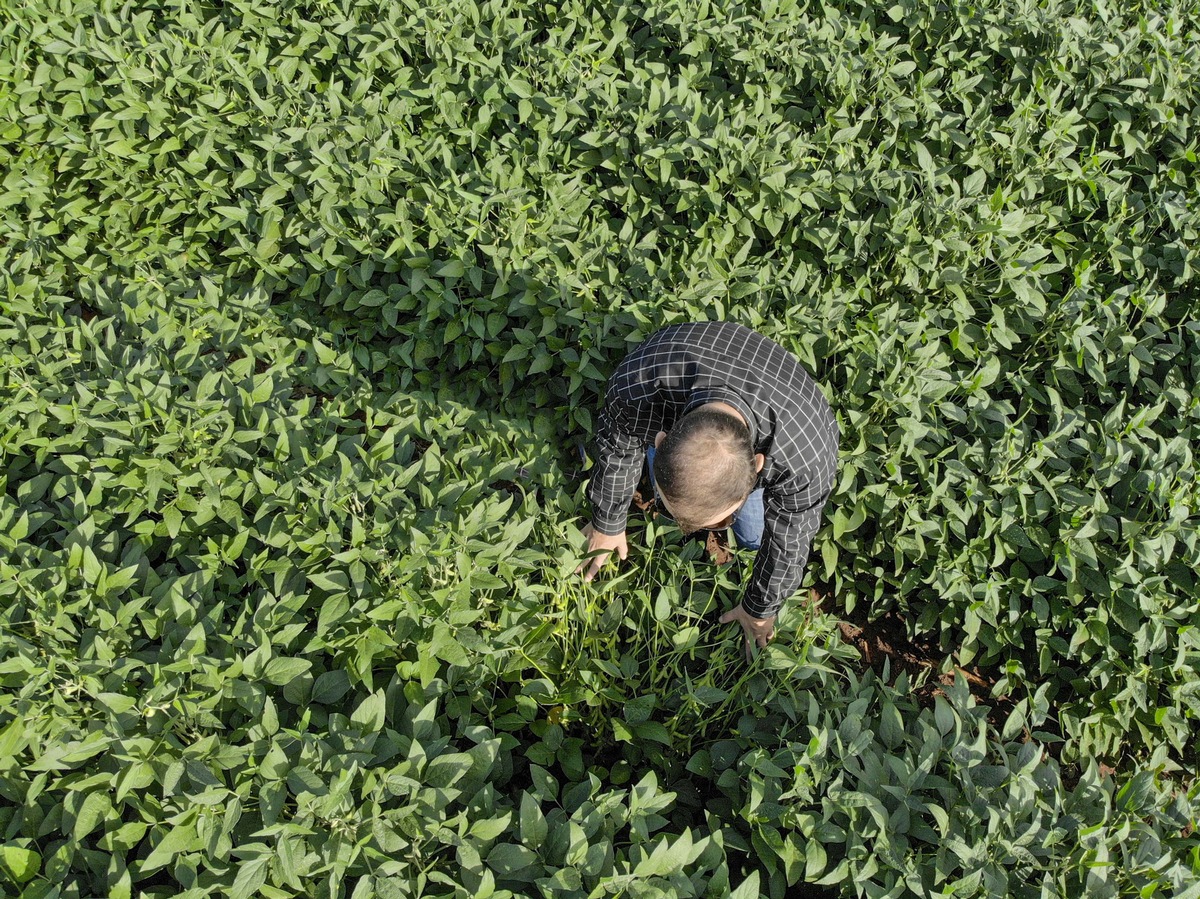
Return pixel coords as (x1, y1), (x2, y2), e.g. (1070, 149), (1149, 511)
(587, 402), (645, 534)
(587, 454), (640, 533)
(742, 506), (822, 618)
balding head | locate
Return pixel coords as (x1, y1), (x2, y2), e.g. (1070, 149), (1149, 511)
(653, 407), (759, 533)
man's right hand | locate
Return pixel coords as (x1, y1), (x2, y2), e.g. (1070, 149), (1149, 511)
(576, 524), (628, 582)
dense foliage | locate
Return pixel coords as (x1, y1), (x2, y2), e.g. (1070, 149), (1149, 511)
(1, 0), (1198, 897)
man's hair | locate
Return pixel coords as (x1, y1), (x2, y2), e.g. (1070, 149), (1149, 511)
(653, 407), (757, 532)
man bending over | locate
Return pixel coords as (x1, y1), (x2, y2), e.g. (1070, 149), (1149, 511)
(578, 321), (839, 660)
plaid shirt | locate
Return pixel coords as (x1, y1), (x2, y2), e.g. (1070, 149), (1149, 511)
(588, 321), (839, 619)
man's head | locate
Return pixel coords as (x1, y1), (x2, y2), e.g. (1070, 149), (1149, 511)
(652, 406), (764, 533)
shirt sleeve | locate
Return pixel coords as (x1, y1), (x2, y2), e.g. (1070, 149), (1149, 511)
(587, 397), (646, 535)
(741, 472), (832, 619)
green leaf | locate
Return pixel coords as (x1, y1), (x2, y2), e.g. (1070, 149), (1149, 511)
(27, 734), (112, 772)
(633, 721), (672, 745)
(806, 838), (828, 879)
(486, 842), (537, 876)
(470, 812), (514, 842)
(96, 692), (137, 714)
(878, 700), (905, 749)
(309, 570), (351, 594)
(142, 818), (198, 872)
(228, 852), (271, 899)
(0, 846), (40, 884)
(311, 670), (351, 705)
(318, 594), (350, 635)
(0, 721), (28, 760)
(623, 695), (655, 725)
(425, 752), (474, 789)
(163, 504), (183, 538)
(545, 867), (582, 891)
(520, 792), (548, 847)
(312, 338), (338, 365)
(653, 588), (671, 621)
(72, 790), (113, 842)
(351, 691), (387, 733)
(729, 870), (760, 899)
(287, 767), (326, 797)
(263, 657), (312, 686)
(529, 765), (558, 802)
(430, 622), (470, 667)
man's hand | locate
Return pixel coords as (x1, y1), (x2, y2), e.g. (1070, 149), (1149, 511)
(719, 603), (776, 662)
(576, 524), (628, 582)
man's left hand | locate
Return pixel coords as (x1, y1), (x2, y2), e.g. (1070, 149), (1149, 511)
(719, 604), (776, 662)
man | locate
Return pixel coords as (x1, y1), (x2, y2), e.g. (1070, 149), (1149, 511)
(577, 321), (839, 660)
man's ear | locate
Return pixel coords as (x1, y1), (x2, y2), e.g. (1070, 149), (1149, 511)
(654, 431), (667, 449)
(754, 453), (765, 473)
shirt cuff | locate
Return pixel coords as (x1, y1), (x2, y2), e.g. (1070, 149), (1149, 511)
(741, 593), (780, 619)
(590, 509), (629, 536)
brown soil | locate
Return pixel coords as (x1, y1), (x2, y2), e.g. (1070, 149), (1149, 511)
(704, 527), (734, 566)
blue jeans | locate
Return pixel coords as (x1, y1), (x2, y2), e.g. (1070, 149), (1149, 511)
(645, 446), (764, 550)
